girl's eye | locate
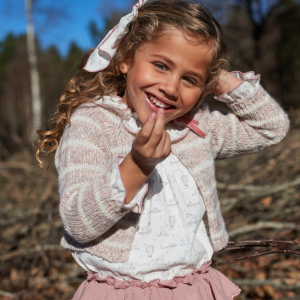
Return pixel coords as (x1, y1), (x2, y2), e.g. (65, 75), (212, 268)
(154, 63), (168, 71)
(183, 77), (197, 85)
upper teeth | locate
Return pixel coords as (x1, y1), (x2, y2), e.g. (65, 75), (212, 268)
(149, 95), (171, 108)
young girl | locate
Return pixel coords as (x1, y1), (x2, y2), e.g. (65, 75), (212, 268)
(37, 0), (289, 299)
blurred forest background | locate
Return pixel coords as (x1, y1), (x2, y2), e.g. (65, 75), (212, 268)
(0, 0), (300, 299)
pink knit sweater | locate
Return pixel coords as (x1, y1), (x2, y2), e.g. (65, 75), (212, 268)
(55, 72), (289, 263)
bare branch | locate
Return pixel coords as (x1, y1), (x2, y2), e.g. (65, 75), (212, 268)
(213, 250), (300, 267)
(220, 239), (298, 251)
(228, 239), (299, 245)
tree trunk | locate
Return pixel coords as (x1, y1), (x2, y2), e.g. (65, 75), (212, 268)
(25, 0), (42, 141)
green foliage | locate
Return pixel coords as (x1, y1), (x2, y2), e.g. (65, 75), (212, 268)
(64, 42), (84, 76)
(0, 34), (23, 81)
(0, 34), (84, 144)
(88, 10), (127, 45)
(1, 1), (300, 144)
(89, 21), (104, 46)
(224, 0), (300, 109)
(276, 0), (300, 95)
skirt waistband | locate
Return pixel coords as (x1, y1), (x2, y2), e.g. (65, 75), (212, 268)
(86, 261), (212, 289)
(72, 260), (241, 300)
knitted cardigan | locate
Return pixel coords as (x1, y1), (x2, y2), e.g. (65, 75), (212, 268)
(56, 73), (289, 263)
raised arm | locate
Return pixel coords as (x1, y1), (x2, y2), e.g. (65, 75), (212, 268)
(205, 71), (290, 159)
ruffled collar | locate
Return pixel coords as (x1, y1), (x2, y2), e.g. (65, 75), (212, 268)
(95, 94), (190, 142)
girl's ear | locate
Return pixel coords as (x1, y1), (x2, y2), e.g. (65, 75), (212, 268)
(119, 63), (129, 74)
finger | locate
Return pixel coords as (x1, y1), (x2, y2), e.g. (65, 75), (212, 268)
(155, 129), (167, 155)
(163, 131), (171, 156)
(147, 108), (165, 147)
(136, 112), (156, 144)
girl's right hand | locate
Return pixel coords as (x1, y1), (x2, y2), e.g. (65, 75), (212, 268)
(131, 108), (171, 176)
(204, 70), (243, 97)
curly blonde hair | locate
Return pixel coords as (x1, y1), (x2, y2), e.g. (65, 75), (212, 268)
(36, 0), (228, 168)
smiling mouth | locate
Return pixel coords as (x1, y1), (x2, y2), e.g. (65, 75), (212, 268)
(146, 93), (176, 110)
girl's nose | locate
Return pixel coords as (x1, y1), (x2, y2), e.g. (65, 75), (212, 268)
(158, 77), (178, 99)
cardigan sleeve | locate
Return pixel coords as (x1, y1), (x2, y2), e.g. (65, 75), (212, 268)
(55, 107), (145, 244)
(205, 71), (290, 159)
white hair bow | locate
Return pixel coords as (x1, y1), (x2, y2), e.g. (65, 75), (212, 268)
(84, 0), (148, 72)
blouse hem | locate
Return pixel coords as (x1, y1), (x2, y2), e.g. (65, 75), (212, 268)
(72, 261), (241, 300)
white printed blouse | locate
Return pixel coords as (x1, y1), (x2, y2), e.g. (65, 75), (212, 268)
(72, 96), (214, 282)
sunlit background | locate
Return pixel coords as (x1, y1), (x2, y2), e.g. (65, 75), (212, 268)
(1, 0), (134, 56)
(0, 1), (300, 299)
(1, 0), (300, 140)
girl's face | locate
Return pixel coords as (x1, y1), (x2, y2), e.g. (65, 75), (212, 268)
(121, 29), (213, 124)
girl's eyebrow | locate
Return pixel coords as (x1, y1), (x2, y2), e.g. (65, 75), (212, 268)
(186, 71), (204, 83)
(151, 54), (175, 66)
(151, 54), (203, 83)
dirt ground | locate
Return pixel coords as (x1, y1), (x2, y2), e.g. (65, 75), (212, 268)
(0, 108), (299, 300)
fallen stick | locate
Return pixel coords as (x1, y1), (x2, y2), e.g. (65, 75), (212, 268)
(212, 250), (300, 267)
(217, 176), (300, 197)
(0, 244), (64, 262)
(243, 177), (300, 202)
(0, 290), (25, 299)
(0, 162), (36, 173)
(228, 221), (298, 237)
(231, 279), (300, 291)
(228, 239), (298, 245)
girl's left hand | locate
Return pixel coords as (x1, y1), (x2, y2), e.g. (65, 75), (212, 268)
(204, 70), (243, 97)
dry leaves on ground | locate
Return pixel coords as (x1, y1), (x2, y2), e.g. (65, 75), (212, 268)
(0, 109), (299, 300)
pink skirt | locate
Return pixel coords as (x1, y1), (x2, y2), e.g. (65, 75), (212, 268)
(72, 262), (241, 300)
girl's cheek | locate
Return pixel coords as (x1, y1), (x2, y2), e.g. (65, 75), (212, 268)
(140, 70), (157, 85)
(183, 92), (202, 109)
(136, 62), (158, 82)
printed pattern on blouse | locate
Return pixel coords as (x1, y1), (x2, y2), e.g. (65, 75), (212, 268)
(72, 155), (213, 282)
